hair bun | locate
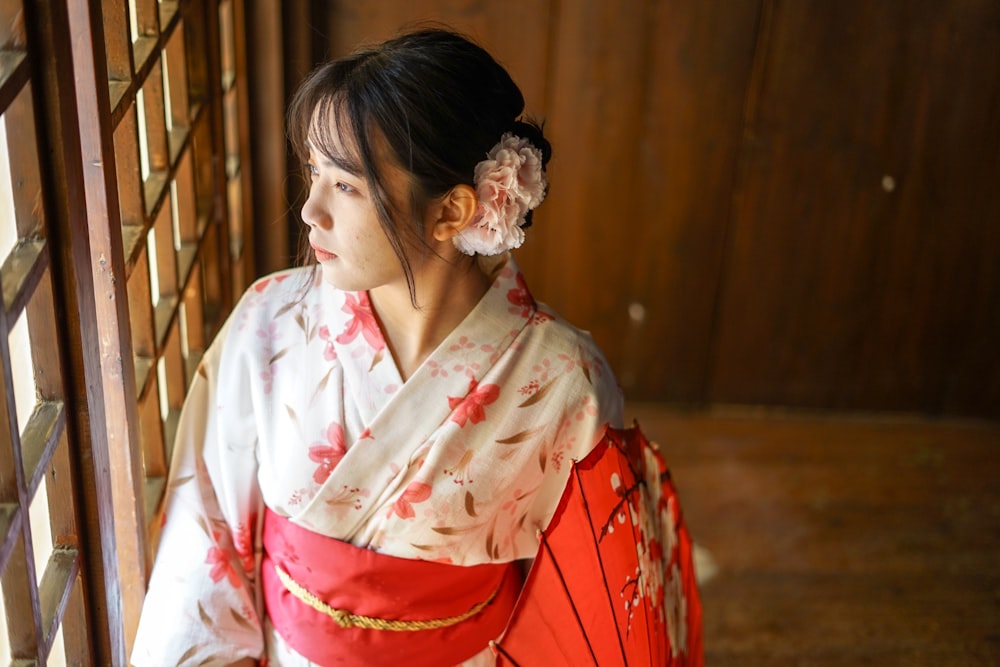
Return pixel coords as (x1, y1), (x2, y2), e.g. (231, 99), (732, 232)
(500, 118), (551, 231)
(511, 118), (552, 168)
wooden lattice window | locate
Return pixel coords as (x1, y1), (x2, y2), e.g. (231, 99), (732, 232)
(0, 1), (91, 663)
(0, 0), (253, 662)
(84, 0), (253, 658)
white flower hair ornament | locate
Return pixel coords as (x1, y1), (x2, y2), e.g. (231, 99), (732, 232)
(452, 133), (547, 256)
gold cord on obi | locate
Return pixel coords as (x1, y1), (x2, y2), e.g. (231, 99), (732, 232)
(273, 563), (501, 631)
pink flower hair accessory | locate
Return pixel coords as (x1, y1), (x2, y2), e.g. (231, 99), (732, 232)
(453, 132), (547, 256)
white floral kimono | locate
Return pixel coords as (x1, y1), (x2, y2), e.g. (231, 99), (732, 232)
(131, 255), (623, 666)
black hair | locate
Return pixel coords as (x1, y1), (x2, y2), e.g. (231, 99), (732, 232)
(287, 27), (552, 299)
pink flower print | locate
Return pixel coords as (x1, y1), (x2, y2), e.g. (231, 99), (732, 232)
(449, 336), (476, 353)
(551, 449), (566, 471)
(448, 379), (501, 427)
(359, 427), (373, 440)
(387, 481), (433, 519)
(336, 293), (385, 352)
(444, 450), (476, 486)
(287, 487), (306, 506)
(308, 421), (347, 484)
(447, 337), (482, 377)
(318, 325), (337, 361)
(450, 361), (481, 379)
(575, 395), (599, 421)
(234, 513), (256, 573)
(506, 273), (534, 317)
(252, 274), (288, 293)
(530, 309), (554, 325)
(532, 358), (553, 383)
(501, 488), (532, 515)
(256, 321), (282, 345)
(205, 533), (242, 587)
(428, 360), (448, 378)
(260, 364), (277, 394)
(558, 353), (577, 374)
(551, 434), (576, 472)
(325, 485), (371, 513)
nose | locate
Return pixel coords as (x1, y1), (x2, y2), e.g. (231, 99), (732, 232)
(301, 188), (330, 229)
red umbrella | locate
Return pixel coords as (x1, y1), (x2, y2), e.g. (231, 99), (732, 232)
(491, 424), (703, 666)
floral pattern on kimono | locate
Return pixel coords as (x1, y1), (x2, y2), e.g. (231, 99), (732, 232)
(131, 255), (623, 666)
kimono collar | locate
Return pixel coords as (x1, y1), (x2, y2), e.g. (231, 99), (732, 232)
(326, 253), (536, 432)
(293, 255), (538, 529)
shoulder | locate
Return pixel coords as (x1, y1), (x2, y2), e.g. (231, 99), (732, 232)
(526, 299), (610, 372)
(492, 258), (623, 426)
(515, 299), (624, 428)
(228, 265), (353, 325)
(208, 267), (323, 355)
(492, 258), (610, 374)
(239, 266), (319, 311)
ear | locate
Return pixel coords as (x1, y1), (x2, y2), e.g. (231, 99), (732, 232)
(430, 185), (479, 242)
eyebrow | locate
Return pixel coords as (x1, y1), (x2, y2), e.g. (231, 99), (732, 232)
(306, 139), (363, 177)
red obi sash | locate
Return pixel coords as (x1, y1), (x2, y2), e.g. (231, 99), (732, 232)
(261, 508), (521, 666)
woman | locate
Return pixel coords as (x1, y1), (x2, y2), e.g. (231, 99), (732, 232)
(133, 28), (695, 666)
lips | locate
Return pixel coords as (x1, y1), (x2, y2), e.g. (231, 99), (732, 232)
(311, 244), (336, 262)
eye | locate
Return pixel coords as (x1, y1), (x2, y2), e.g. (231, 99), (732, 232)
(335, 182), (356, 194)
(305, 162), (319, 178)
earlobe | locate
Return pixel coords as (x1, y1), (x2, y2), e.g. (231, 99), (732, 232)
(431, 185), (479, 241)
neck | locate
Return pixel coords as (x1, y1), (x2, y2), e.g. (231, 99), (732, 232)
(369, 253), (493, 381)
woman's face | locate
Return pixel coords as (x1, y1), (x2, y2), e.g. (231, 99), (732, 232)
(301, 113), (416, 293)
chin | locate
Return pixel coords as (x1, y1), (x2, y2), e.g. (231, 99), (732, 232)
(320, 264), (370, 293)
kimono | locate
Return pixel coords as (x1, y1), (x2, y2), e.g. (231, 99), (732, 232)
(131, 255), (624, 666)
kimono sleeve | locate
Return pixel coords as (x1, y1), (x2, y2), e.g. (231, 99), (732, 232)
(527, 339), (625, 534)
(131, 317), (264, 665)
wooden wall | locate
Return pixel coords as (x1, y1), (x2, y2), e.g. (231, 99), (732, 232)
(248, 0), (1000, 419)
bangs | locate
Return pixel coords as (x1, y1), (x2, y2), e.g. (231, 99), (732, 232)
(287, 63), (366, 173)
(306, 96), (365, 177)
(289, 82), (365, 178)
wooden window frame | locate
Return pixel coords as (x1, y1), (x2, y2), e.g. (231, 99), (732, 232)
(2, 0), (254, 662)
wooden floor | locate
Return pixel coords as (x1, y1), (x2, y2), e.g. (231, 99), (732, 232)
(626, 404), (1000, 666)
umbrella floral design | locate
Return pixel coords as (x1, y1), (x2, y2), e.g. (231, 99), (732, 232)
(492, 424), (703, 666)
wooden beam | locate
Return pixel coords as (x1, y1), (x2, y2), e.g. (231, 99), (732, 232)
(63, 0), (148, 662)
